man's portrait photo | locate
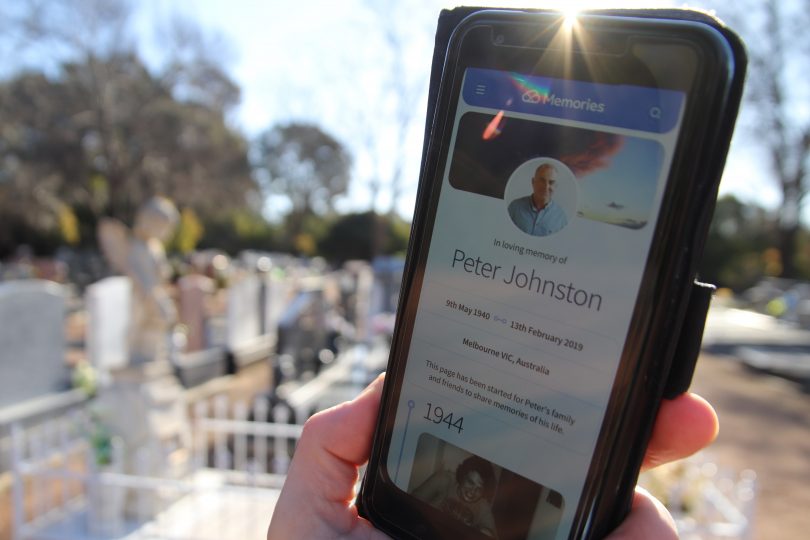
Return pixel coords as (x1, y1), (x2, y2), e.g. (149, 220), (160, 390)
(505, 159), (577, 237)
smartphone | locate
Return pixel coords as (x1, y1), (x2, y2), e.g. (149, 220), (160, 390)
(358, 9), (744, 540)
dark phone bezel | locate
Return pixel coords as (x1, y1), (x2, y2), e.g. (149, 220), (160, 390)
(359, 10), (742, 540)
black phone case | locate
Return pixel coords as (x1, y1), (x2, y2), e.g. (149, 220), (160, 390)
(358, 7), (745, 539)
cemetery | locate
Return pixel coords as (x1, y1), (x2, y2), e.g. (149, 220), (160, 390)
(0, 198), (402, 539)
(0, 207), (785, 539)
(0, 198), (805, 540)
(2, 2), (809, 537)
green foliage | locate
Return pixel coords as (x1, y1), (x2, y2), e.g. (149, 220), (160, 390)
(294, 234), (318, 257)
(709, 1), (810, 278)
(318, 211), (410, 263)
(72, 360), (99, 398)
(0, 37), (257, 256)
(253, 122), (352, 245)
(0, 216), (63, 258)
(388, 218), (412, 257)
(87, 412), (114, 467)
(698, 195), (778, 290)
(253, 122), (352, 217)
(196, 210), (280, 255)
(289, 213), (328, 256)
(58, 205), (81, 245)
(169, 207), (204, 254)
(792, 229), (810, 281)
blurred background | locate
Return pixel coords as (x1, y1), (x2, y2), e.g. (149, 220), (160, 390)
(0, 1), (807, 539)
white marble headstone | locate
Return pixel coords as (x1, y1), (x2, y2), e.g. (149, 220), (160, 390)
(226, 274), (261, 350)
(86, 276), (132, 370)
(0, 280), (67, 409)
(261, 274), (292, 336)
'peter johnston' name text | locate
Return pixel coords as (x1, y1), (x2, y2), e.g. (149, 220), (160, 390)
(451, 248), (603, 312)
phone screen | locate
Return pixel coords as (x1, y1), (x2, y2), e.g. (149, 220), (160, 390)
(381, 41), (694, 539)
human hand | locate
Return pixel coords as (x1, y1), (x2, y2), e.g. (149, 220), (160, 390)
(267, 374), (389, 539)
(267, 374), (717, 540)
(605, 392), (718, 540)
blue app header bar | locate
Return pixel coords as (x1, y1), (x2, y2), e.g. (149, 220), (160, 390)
(462, 68), (685, 134)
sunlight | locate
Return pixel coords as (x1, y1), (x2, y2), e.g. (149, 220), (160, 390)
(562, 6), (580, 31)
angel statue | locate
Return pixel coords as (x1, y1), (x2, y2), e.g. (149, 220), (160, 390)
(98, 197), (180, 365)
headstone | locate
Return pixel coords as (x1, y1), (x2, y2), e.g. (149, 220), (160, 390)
(371, 257), (405, 316)
(227, 274), (261, 350)
(178, 275), (215, 352)
(261, 273), (293, 336)
(368, 257), (404, 339)
(797, 299), (810, 329)
(0, 280), (67, 409)
(86, 277), (132, 371)
(276, 287), (330, 378)
(175, 275), (226, 387)
(343, 261), (375, 341)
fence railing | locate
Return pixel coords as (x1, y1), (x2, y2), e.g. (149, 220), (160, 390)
(10, 395), (303, 540)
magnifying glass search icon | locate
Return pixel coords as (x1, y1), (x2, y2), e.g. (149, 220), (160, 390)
(649, 107), (662, 120)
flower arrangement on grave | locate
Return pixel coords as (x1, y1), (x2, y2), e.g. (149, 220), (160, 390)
(89, 413), (114, 466)
(71, 359), (99, 397)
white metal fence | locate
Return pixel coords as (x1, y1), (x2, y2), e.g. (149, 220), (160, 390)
(10, 396), (303, 540)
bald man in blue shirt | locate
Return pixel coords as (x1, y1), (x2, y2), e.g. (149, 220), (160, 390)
(508, 163), (568, 236)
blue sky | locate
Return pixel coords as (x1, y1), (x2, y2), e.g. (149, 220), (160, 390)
(4, 0), (781, 219)
(577, 136), (664, 224)
(134, 0), (774, 219)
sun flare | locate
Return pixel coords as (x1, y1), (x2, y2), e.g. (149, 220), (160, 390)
(562, 7), (580, 31)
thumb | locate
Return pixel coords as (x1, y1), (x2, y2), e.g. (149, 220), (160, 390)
(605, 487), (678, 540)
(285, 373), (385, 501)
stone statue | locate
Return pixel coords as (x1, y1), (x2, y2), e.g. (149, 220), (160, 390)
(98, 197), (180, 364)
(96, 197), (189, 518)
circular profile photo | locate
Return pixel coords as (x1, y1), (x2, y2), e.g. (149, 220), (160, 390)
(504, 158), (578, 237)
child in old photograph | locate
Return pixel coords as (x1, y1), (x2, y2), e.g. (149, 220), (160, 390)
(405, 433), (560, 540)
(412, 454), (499, 537)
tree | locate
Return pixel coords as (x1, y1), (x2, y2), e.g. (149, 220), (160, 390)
(318, 211), (410, 263)
(156, 15), (241, 114)
(0, 54), (257, 247)
(255, 0), (432, 216)
(0, 0), (261, 255)
(358, 0), (431, 215)
(712, 0), (810, 277)
(253, 122), (352, 239)
(699, 195), (778, 290)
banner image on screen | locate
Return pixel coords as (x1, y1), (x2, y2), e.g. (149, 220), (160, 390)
(449, 112), (664, 230)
